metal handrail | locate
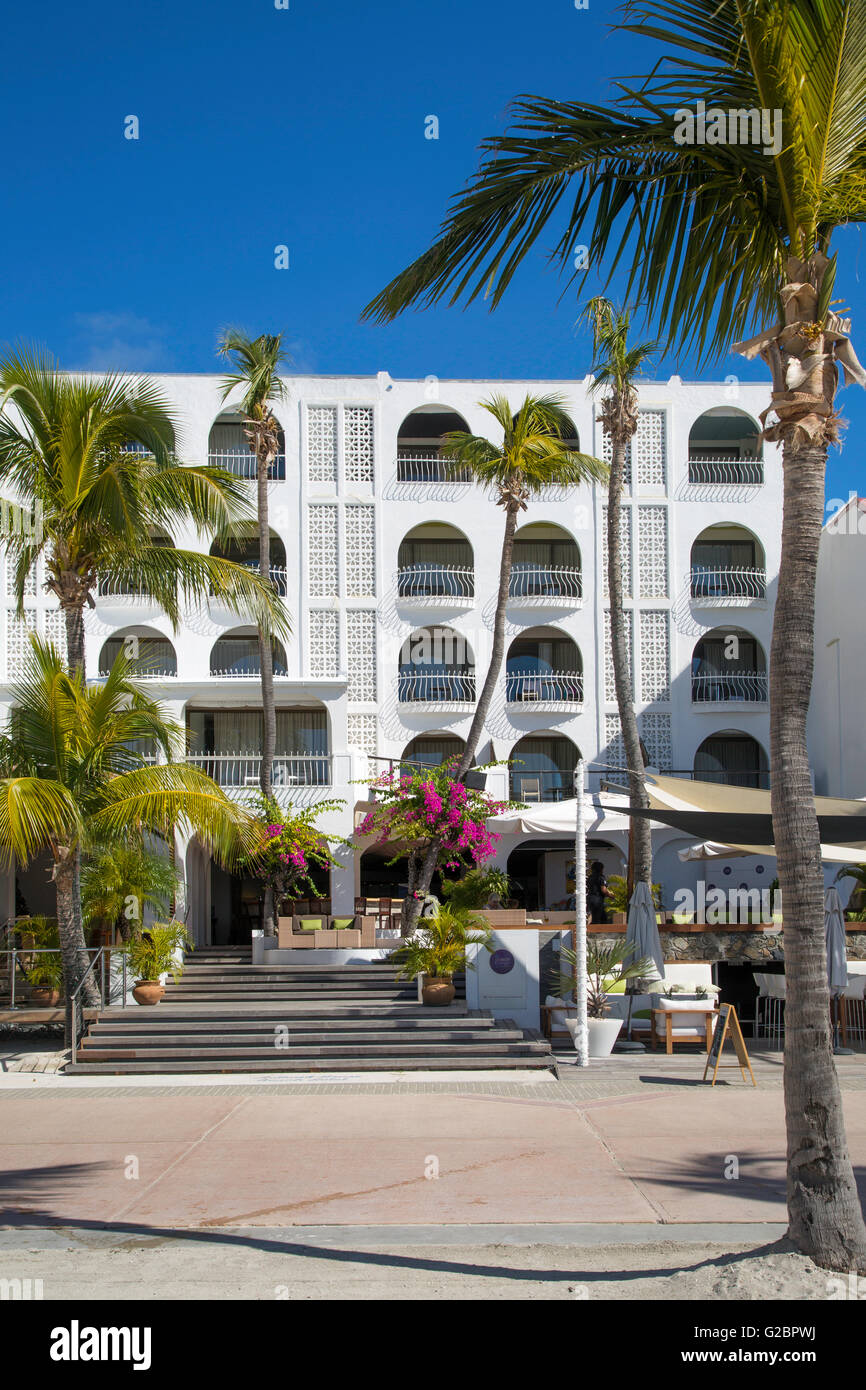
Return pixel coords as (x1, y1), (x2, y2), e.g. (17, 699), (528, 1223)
(207, 450), (286, 480)
(687, 458), (764, 486)
(508, 565), (583, 600)
(395, 451), (472, 484)
(505, 670), (584, 704)
(186, 752), (332, 787)
(66, 946), (128, 1064)
(396, 564), (475, 599)
(396, 671), (476, 703)
(691, 671), (769, 703)
(689, 566), (767, 600)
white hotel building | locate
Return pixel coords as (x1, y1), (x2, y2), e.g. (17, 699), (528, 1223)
(0, 373), (783, 940)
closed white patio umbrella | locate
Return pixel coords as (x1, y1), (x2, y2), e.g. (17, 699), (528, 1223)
(620, 881), (664, 1052)
(825, 886), (852, 1055)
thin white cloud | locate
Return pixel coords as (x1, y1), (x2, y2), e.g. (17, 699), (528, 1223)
(69, 312), (173, 372)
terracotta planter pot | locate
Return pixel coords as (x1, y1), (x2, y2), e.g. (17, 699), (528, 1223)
(133, 980), (165, 1006)
(30, 987), (60, 1007)
(421, 977), (455, 1007)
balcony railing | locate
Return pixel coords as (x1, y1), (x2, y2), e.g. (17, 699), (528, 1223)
(689, 566), (767, 602)
(396, 670), (476, 704)
(209, 665), (289, 679)
(187, 753), (331, 787)
(98, 666), (176, 680)
(397, 564), (475, 601)
(505, 671), (584, 705)
(688, 457), (764, 486)
(395, 450), (471, 484)
(509, 769), (572, 803)
(207, 450), (286, 481)
(210, 562), (288, 598)
(97, 577), (160, 600)
(508, 565), (583, 602)
(692, 671), (769, 704)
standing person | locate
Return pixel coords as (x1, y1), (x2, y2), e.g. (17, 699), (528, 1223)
(587, 861), (611, 925)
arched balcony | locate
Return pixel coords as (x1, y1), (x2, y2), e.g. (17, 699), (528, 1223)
(510, 733), (580, 803)
(691, 628), (768, 705)
(688, 408), (763, 486)
(98, 629), (177, 678)
(209, 628), (288, 679)
(689, 525), (766, 604)
(693, 731), (769, 789)
(396, 523), (474, 604)
(508, 523), (582, 605)
(209, 527), (288, 597)
(504, 628), (583, 709)
(208, 412), (286, 480)
(397, 626), (475, 707)
(396, 406), (471, 484)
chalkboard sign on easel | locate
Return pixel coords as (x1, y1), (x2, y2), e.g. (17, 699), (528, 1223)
(703, 1003), (756, 1086)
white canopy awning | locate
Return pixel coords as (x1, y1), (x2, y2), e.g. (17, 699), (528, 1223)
(487, 792), (650, 838)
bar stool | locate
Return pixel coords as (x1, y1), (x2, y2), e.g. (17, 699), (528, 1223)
(764, 974), (786, 1046)
(752, 973), (770, 1039)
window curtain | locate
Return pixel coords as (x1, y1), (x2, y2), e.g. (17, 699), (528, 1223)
(692, 540), (756, 569)
(398, 539), (473, 567)
(512, 540), (579, 567)
(696, 736), (764, 783)
(210, 423), (250, 455)
(695, 638), (759, 674)
(404, 737), (464, 767)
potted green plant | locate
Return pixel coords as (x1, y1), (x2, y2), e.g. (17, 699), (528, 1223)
(605, 876), (664, 926)
(392, 906), (493, 1005)
(553, 938), (657, 1057)
(18, 917), (63, 1006)
(126, 921), (191, 1005)
(26, 953), (64, 1007)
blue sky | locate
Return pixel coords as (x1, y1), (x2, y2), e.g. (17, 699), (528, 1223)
(1, 0), (863, 504)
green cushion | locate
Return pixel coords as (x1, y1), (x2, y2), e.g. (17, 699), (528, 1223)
(331, 917), (355, 930)
(297, 917), (322, 932)
(632, 1008), (651, 1019)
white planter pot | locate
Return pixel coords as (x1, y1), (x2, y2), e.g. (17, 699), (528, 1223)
(565, 1015), (623, 1058)
(587, 1016), (623, 1058)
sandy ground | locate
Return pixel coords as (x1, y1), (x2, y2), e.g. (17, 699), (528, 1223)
(0, 1231), (839, 1299)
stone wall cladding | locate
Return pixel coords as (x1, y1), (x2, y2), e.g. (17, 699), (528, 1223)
(590, 931), (866, 964)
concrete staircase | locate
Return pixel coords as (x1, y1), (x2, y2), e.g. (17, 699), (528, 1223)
(67, 955), (555, 1074)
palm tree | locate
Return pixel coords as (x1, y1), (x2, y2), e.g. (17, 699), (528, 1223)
(0, 346), (288, 679)
(401, 394), (607, 933)
(584, 299), (656, 893)
(0, 637), (260, 1011)
(217, 330), (290, 938)
(81, 836), (180, 943)
(362, 0), (866, 1271)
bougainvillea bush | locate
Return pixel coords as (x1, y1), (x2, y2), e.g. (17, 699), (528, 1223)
(357, 762), (510, 924)
(245, 796), (345, 915)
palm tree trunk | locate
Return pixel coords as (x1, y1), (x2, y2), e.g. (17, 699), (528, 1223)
(256, 445), (277, 937)
(55, 846), (100, 1043)
(63, 601), (86, 681)
(457, 503), (519, 778)
(607, 436), (652, 886)
(772, 435), (866, 1271)
(402, 505), (519, 935)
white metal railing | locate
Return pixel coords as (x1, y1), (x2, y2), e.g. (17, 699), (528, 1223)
(98, 666), (176, 680)
(397, 564), (475, 600)
(690, 566), (767, 601)
(508, 565), (583, 601)
(186, 753), (331, 787)
(396, 671), (476, 703)
(209, 562), (288, 598)
(505, 671), (584, 704)
(97, 577), (159, 599)
(395, 451), (472, 484)
(207, 450), (286, 480)
(688, 457), (764, 486)
(209, 666), (289, 679)
(692, 671), (769, 703)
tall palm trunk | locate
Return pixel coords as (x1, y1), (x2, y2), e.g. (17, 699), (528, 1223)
(607, 434), (652, 888)
(62, 600), (86, 681)
(255, 433), (277, 937)
(402, 502), (520, 935)
(55, 846), (100, 1043)
(772, 435), (866, 1269)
